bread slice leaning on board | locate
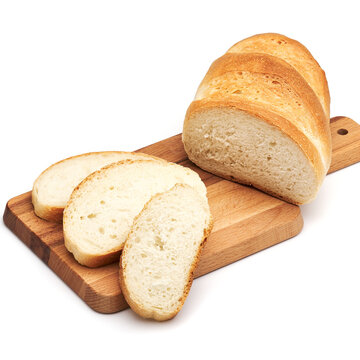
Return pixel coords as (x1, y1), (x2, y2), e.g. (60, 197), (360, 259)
(119, 184), (213, 321)
(182, 33), (332, 204)
(63, 159), (207, 267)
(32, 151), (157, 222)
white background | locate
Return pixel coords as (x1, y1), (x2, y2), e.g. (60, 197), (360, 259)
(1, 1), (359, 359)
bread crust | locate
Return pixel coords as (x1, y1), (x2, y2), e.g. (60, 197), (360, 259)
(228, 33), (330, 119)
(63, 236), (122, 268)
(194, 52), (331, 169)
(32, 151), (161, 223)
(119, 184), (214, 321)
(31, 191), (64, 223)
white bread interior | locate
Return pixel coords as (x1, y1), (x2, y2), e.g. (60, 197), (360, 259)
(183, 107), (318, 204)
(119, 184), (213, 321)
(63, 159), (207, 267)
(32, 151), (156, 222)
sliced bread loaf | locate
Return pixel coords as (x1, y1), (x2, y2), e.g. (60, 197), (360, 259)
(119, 184), (213, 321)
(63, 160), (207, 267)
(32, 151), (156, 222)
(183, 33), (332, 205)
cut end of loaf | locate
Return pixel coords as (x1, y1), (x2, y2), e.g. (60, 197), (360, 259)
(183, 106), (321, 204)
(119, 184), (213, 321)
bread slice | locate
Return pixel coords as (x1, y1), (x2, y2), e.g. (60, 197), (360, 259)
(63, 160), (207, 267)
(32, 151), (157, 222)
(119, 184), (213, 321)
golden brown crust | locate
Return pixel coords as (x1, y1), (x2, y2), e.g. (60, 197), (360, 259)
(63, 230), (122, 268)
(32, 151), (162, 223)
(118, 185), (214, 321)
(194, 52), (331, 169)
(32, 190), (64, 223)
(228, 33), (330, 119)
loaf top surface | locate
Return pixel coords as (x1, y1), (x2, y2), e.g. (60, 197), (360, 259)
(227, 33), (330, 119)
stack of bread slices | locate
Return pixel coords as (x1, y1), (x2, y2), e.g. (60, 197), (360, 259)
(32, 151), (213, 321)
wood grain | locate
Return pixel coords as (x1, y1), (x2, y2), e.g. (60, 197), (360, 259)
(3, 116), (360, 313)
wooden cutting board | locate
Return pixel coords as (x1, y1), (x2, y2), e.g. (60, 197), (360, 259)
(3, 116), (360, 313)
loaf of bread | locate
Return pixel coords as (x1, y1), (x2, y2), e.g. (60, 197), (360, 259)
(63, 159), (207, 267)
(32, 151), (157, 222)
(119, 184), (213, 321)
(182, 33), (332, 204)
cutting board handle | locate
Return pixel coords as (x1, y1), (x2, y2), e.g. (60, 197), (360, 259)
(329, 116), (360, 174)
